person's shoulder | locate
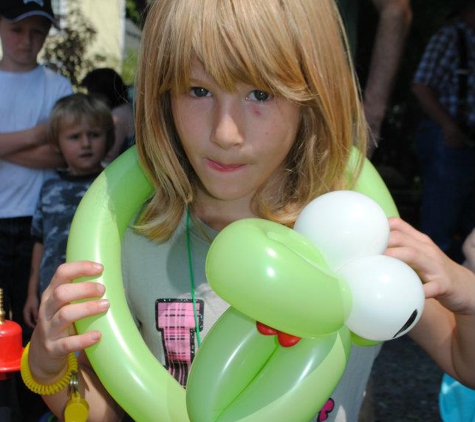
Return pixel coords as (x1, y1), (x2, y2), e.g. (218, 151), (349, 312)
(45, 68), (71, 84)
(41, 65), (65, 78)
(41, 171), (62, 187)
(113, 103), (133, 118)
(40, 66), (73, 89)
(434, 21), (461, 38)
(38, 172), (62, 196)
(423, 23), (458, 49)
(112, 103), (135, 130)
(458, 20), (475, 36)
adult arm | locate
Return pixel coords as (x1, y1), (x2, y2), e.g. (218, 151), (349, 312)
(23, 242), (44, 328)
(365, 0), (412, 157)
(102, 114), (128, 166)
(412, 83), (474, 147)
(102, 104), (135, 166)
(386, 218), (475, 388)
(0, 122), (48, 156)
(4, 144), (65, 169)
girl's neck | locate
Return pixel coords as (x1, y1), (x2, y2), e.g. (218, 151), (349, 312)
(193, 193), (255, 232)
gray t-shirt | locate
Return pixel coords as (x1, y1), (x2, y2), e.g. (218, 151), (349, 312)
(122, 215), (381, 421)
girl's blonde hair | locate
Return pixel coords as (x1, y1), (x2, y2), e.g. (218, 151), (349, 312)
(135, 0), (367, 240)
(48, 93), (115, 152)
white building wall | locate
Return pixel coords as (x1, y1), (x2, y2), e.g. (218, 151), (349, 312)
(80, 0), (126, 71)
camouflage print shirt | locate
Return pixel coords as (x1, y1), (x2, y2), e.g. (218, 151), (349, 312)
(31, 171), (99, 296)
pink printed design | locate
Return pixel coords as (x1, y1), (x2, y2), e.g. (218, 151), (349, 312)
(318, 398), (335, 422)
(156, 299), (204, 386)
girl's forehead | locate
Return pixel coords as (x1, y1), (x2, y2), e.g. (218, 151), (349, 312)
(184, 57), (267, 92)
(189, 61), (208, 80)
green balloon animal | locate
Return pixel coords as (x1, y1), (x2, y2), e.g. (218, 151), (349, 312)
(67, 146), (422, 422)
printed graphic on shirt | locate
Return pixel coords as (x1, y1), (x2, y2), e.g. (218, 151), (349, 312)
(318, 398), (335, 421)
(156, 298), (204, 386)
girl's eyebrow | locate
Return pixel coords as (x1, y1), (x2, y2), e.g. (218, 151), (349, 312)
(189, 74), (211, 85)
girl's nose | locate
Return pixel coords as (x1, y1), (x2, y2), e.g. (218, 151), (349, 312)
(211, 103), (244, 149)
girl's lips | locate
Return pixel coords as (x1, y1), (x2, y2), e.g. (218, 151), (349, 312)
(207, 159), (245, 172)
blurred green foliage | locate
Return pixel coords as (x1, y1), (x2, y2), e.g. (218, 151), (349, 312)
(41, 0), (106, 88)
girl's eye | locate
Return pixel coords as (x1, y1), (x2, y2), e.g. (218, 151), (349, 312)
(190, 87), (211, 98)
(248, 90), (271, 102)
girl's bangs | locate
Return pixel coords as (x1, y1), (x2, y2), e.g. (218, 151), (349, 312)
(168, 0), (308, 99)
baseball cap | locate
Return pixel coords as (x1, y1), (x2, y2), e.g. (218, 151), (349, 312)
(0, 0), (58, 28)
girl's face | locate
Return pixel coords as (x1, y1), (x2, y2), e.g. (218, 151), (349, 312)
(171, 62), (301, 214)
(57, 116), (108, 176)
(0, 16), (50, 72)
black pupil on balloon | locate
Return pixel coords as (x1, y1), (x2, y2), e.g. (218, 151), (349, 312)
(393, 309), (418, 338)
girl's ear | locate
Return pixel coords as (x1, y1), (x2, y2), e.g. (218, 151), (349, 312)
(51, 143), (61, 153)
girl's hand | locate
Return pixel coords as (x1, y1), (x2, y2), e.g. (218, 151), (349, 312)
(28, 261), (109, 384)
(384, 217), (475, 316)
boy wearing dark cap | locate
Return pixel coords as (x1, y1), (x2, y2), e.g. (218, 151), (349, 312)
(0, 1), (72, 421)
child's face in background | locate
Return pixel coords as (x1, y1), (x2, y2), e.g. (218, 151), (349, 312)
(171, 61), (300, 209)
(0, 16), (50, 72)
(57, 116), (108, 176)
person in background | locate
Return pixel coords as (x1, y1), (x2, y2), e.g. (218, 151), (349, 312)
(412, 0), (475, 263)
(23, 93), (114, 330)
(337, 0), (412, 158)
(0, 0), (73, 420)
(81, 68), (135, 166)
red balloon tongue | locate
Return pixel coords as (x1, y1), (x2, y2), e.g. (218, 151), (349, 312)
(256, 321), (278, 335)
(256, 321), (301, 347)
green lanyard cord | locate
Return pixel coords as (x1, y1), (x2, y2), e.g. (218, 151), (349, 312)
(186, 208), (202, 347)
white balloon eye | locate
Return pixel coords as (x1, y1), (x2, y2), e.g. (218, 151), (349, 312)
(294, 191), (390, 271)
(336, 255), (425, 342)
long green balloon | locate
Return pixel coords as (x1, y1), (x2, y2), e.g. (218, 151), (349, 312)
(348, 148), (399, 218)
(66, 146), (397, 421)
(67, 147), (188, 422)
